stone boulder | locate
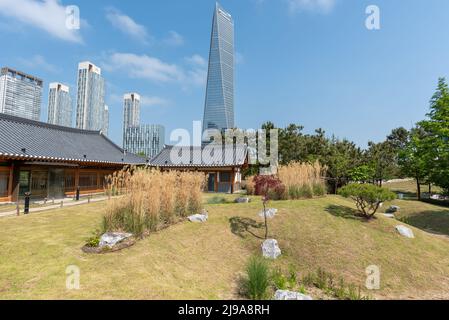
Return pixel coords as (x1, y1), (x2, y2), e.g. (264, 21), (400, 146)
(274, 290), (313, 301)
(386, 205), (400, 213)
(262, 239), (281, 259)
(99, 232), (133, 248)
(383, 213), (395, 218)
(235, 197), (251, 203)
(395, 225), (414, 239)
(258, 208), (278, 219)
(188, 211), (208, 223)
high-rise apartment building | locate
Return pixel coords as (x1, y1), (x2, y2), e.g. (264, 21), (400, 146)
(124, 125), (165, 158)
(202, 3), (235, 138)
(75, 61), (105, 131)
(0, 67), (43, 121)
(47, 82), (72, 127)
(123, 93), (140, 139)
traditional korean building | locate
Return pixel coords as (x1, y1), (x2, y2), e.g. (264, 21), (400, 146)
(0, 113), (146, 202)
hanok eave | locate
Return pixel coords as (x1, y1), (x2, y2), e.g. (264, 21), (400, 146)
(0, 113), (147, 202)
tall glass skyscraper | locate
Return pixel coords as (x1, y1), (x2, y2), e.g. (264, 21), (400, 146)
(75, 61), (105, 131)
(202, 3), (235, 137)
(0, 67), (43, 121)
(47, 82), (72, 127)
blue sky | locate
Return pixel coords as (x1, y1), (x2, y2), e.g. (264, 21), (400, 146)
(1, 0), (449, 148)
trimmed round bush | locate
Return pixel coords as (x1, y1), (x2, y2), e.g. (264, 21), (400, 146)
(338, 183), (396, 219)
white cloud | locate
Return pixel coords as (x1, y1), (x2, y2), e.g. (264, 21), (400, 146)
(103, 52), (207, 87)
(103, 52), (184, 83)
(187, 68), (207, 87)
(0, 0), (83, 43)
(105, 7), (149, 44)
(163, 31), (184, 46)
(185, 54), (207, 67)
(185, 54), (207, 86)
(17, 55), (60, 73)
(287, 0), (336, 14)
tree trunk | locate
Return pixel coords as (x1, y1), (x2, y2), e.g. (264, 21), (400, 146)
(416, 177), (421, 200)
(263, 201), (268, 239)
(429, 183), (432, 195)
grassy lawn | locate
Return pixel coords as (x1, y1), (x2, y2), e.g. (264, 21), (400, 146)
(384, 179), (442, 198)
(393, 200), (449, 237)
(2, 194), (449, 299)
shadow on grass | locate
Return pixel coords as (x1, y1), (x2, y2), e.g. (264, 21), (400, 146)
(399, 211), (449, 237)
(207, 196), (231, 204)
(325, 205), (367, 221)
(229, 216), (265, 239)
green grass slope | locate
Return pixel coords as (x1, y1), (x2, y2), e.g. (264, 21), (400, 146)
(1, 195), (449, 299)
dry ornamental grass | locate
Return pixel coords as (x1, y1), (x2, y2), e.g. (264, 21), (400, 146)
(103, 167), (206, 236)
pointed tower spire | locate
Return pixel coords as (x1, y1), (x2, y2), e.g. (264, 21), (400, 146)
(202, 3), (235, 141)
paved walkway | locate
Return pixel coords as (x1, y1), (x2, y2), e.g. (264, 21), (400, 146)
(0, 196), (110, 218)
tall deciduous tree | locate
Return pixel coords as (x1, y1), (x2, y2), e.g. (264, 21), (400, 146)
(398, 127), (429, 199)
(419, 78), (449, 193)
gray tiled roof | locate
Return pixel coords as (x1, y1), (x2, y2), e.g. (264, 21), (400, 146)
(150, 144), (247, 167)
(0, 113), (147, 165)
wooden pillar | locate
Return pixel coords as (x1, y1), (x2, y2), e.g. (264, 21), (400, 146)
(7, 163), (14, 201)
(96, 171), (100, 189)
(230, 168), (235, 194)
(214, 171), (218, 193)
(11, 161), (21, 203)
(75, 168), (80, 192)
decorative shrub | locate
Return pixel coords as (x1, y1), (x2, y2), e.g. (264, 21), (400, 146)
(103, 168), (205, 236)
(85, 230), (101, 248)
(271, 267), (297, 291)
(244, 256), (270, 300)
(338, 183), (396, 219)
(254, 175), (285, 200)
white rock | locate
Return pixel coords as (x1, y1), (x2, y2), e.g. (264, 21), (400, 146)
(188, 211), (208, 223)
(99, 232), (133, 248)
(383, 213), (395, 218)
(274, 290), (313, 301)
(262, 239), (282, 259)
(258, 208), (278, 219)
(395, 225), (414, 239)
(235, 197), (251, 203)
